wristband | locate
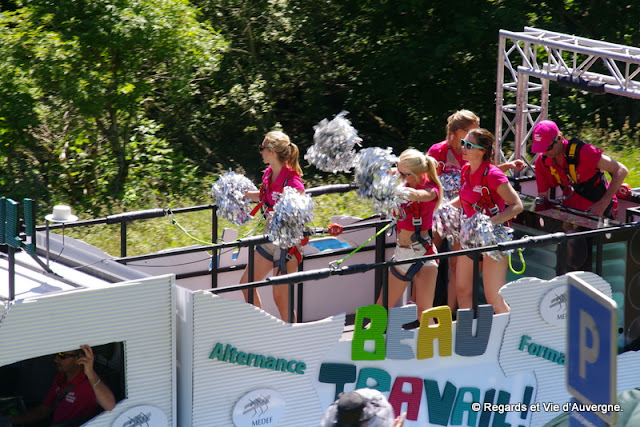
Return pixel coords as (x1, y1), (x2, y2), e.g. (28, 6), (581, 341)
(92, 378), (101, 387)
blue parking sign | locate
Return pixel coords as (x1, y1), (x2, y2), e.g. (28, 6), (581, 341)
(567, 273), (617, 425)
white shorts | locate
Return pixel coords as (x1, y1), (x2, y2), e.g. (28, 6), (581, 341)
(392, 242), (438, 276)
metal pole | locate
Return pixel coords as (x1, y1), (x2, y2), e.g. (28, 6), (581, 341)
(287, 282), (295, 323)
(297, 257), (304, 322)
(46, 220), (51, 267)
(120, 221), (127, 258)
(375, 222), (386, 304)
(8, 246), (16, 301)
(211, 206), (218, 289)
(247, 244), (255, 305)
(472, 253), (480, 315)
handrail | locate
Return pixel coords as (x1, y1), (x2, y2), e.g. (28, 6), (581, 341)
(10, 183), (640, 322)
(209, 221), (640, 317)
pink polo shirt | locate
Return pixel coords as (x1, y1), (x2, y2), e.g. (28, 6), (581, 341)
(459, 161), (508, 218)
(260, 165), (305, 209)
(427, 140), (466, 175)
(534, 138), (614, 211)
(395, 177), (440, 232)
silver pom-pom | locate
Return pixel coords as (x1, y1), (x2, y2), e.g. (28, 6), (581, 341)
(267, 186), (315, 249)
(354, 147), (402, 217)
(211, 171), (258, 226)
(440, 171), (461, 201)
(305, 111), (362, 173)
(433, 203), (461, 243)
(459, 213), (513, 261)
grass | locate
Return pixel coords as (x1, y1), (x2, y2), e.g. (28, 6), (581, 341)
(65, 192), (378, 257)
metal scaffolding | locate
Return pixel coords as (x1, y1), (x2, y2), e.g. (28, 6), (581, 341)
(495, 27), (640, 165)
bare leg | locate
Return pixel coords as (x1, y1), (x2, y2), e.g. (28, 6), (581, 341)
(272, 257), (299, 322)
(239, 250), (273, 309)
(447, 240), (461, 311)
(413, 264), (438, 325)
(455, 255), (474, 310)
(376, 268), (410, 309)
(481, 257), (510, 314)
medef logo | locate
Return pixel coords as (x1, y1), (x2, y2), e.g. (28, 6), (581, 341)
(233, 388), (285, 427)
(540, 285), (568, 326)
(113, 405), (168, 427)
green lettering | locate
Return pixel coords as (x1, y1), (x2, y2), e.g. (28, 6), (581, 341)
(352, 305), (387, 360)
(247, 353), (256, 366)
(265, 356), (276, 370)
(237, 352), (247, 365)
(209, 342), (224, 360)
(295, 362), (306, 375)
(254, 355), (266, 368)
(518, 335), (531, 351)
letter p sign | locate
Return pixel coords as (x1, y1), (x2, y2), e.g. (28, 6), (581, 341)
(578, 310), (599, 379)
(567, 273), (617, 425)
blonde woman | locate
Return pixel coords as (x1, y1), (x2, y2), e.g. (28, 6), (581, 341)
(376, 149), (442, 325)
(240, 131), (305, 321)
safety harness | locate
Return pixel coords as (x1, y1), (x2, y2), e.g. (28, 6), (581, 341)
(460, 165), (501, 217)
(541, 138), (610, 208)
(565, 138), (608, 202)
(251, 172), (304, 274)
(433, 143), (461, 176)
(390, 198), (437, 282)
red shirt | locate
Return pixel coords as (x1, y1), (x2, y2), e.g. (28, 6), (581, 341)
(396, 177), (440, 232)
(534, 138), (615, 211)
(43, 372), (98, 426)
(459, 161), (508, 218)
(260, 166), (305, 209)
(427, 140), (466, 175)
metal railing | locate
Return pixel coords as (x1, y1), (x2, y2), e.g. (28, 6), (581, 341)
(5, 183), (640, 335)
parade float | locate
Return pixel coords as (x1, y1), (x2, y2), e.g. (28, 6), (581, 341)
(2, 27), (640, 427)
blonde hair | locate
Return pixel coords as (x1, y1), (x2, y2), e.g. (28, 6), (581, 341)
(263, 131), (303, 176)
(398, 148), (443, 209)
(445, 109), (480, 138)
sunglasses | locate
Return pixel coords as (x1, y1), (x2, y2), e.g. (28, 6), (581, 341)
(461, 139), (485, 150)
(397, 170), (411, 179)
(545, 139), (557, 152)
(55, 352), (78, 360)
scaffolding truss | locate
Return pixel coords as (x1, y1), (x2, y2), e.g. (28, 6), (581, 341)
(495, 27), (640, 165)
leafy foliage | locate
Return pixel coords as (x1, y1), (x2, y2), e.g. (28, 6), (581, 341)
(1, 0), (640, 221)
(0, 0), (225, 212)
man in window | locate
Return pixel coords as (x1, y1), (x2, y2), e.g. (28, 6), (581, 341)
(6, 345), (116, 427)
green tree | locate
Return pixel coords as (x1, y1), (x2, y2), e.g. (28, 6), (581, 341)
(0, 0), (226, 209)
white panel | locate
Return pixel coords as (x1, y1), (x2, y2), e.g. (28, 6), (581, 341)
(499, 271), (612, 426)
(0, 275), (176, 427)
(188, 292), (345, 426)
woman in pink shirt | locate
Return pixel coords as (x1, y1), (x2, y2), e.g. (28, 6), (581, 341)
(240, 131), (305, 321)
(449, 128), (523, 314)
(427, 110), (479, 311)
(376, 149), (442, 324)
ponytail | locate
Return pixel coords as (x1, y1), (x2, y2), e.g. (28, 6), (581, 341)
(263, 131), (303, 176)
(398, 149), (443, 209)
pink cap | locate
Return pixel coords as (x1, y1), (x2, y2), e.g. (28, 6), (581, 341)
(531, 120), (559, 153)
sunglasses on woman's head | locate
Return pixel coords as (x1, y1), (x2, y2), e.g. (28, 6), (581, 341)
(461, 139), (484, 150)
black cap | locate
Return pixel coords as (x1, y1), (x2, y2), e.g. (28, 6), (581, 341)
(320, 388), (396, 427)
(336, 391), (367, 424)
